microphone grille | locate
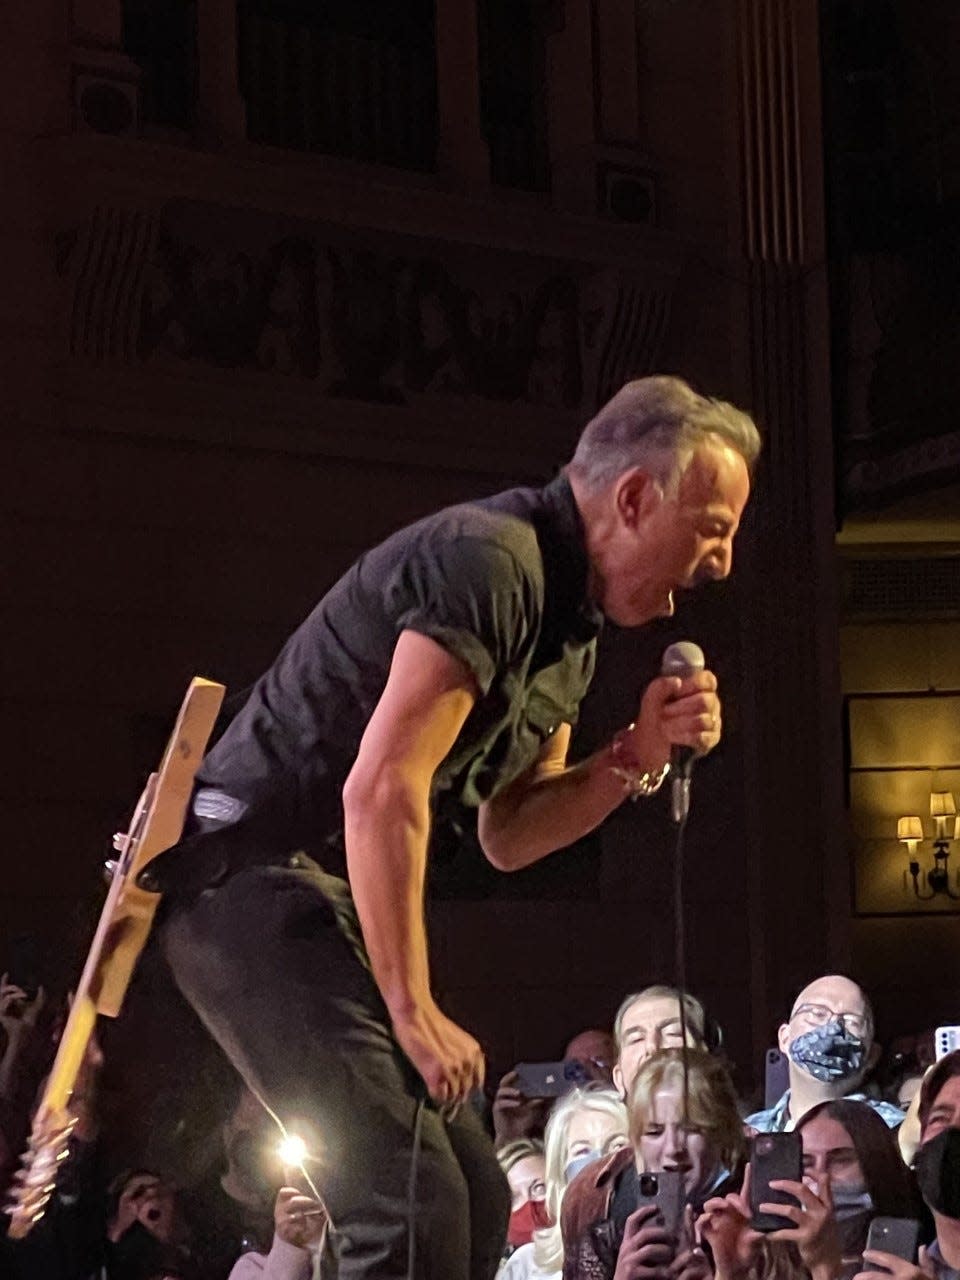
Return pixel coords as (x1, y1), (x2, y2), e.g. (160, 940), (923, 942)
(661, 641), (705, 677)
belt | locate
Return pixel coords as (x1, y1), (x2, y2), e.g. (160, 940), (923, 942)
(139, 791), (307, 899)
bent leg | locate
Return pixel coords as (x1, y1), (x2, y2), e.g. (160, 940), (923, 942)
(161, 863), (503, 1278)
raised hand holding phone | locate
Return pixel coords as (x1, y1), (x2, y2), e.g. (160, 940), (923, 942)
(614, 1203), (676, 1280)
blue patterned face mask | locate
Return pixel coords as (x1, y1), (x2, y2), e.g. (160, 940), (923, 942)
(788, 1021), (866, 1082)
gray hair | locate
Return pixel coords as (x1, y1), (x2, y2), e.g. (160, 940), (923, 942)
(613, 984), (707, 1054)
(569, 376), (761, 493)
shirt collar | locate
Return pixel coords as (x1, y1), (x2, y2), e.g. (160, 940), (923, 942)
(537, 472), (603, 642)
(926, 1240), (960, 1280)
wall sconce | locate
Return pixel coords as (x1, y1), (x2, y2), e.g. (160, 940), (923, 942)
(898, 791), (960, 900)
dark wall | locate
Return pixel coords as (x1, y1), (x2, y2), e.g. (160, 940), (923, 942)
(0, 0), (860, 1144)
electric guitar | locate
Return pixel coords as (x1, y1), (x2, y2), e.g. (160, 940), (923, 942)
(5, 676), (225, 1240)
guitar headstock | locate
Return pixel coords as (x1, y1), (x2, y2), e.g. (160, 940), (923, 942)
(5, 1106), (78, 1240)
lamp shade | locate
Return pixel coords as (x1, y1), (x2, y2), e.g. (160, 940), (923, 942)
(897, 816), (923, 841)
(930, 791), (957, 819)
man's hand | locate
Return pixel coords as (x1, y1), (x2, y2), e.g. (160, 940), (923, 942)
(492, 1069), (552, 1146)
(614, 1204), (678, 1280)
(274, 1186), (327, 1250)
(763, 1177), (841, 1279)
(391, 998), (485, 1112)
(621, 671), (722, 773)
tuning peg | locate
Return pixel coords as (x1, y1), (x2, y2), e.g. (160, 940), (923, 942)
(103, 860), (119, 883)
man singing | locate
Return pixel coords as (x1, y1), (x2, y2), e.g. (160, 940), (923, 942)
(153, 375), (759, 1279)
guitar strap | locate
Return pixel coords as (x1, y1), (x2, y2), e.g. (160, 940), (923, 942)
(143, 805), (304, 902)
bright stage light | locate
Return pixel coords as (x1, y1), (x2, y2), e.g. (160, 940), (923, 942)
(277, 1133), (308, 1166)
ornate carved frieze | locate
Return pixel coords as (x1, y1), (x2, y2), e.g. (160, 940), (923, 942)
(59, 198), (676, 417)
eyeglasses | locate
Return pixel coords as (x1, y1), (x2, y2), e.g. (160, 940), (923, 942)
(790, 1003), (869, 1039)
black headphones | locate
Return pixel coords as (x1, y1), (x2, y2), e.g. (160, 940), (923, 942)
(702, 1010), (724, 1056)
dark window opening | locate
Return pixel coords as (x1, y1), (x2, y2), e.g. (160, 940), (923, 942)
(123, 0), (197, 131)
(237, 0), (437, 170)
(477, 0), (551, 192)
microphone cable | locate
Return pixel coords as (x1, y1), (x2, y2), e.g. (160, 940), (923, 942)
(407, 1095), (426, 1280)
(672, 805), (693, 1131)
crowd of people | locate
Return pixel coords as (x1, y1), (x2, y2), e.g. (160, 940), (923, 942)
(1, 964), (957, 1280)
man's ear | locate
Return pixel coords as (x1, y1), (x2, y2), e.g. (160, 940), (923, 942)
(865, 1040), (881, 1072)
(613, 468), (659, 530)
(777, 1023), (792, 1054)
(612, 1062), (626, 1100)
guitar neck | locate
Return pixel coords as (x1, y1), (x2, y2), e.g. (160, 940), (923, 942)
(7, 676), (225, 1241)
(39, 773), (157, 1114)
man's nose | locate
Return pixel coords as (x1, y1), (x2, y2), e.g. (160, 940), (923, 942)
(712, 540), (733, 580)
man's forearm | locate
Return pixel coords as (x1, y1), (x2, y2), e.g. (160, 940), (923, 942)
(342, 764), (434, 1018)
(478, 740), (655, 871)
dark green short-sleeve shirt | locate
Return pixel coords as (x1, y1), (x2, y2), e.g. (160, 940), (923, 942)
(197, 474), (603, 851)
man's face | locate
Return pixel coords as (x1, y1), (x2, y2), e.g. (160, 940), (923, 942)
(922, 1075), (960, 1144)
(565, 1029), (616, 1084)
(597, 440), (751, 628)
(777, 975), (873, 1080)
(613, 995), (703, 1097)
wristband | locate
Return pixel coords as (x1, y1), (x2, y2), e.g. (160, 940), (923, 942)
(608, 725), (670, 799)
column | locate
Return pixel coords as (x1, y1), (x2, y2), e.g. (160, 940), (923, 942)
(733, 0), (849, 1065)
(434, 0), (489, 184)
(196, 0), (247, 144)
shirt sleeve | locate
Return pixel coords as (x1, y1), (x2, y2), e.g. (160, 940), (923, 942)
(227, 1251), (266, 1280)
(385, 533), (538, 696)
(226, 1237), (314, 1280)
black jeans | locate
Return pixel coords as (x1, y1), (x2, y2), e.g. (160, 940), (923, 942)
(160, 858), (509, 1279)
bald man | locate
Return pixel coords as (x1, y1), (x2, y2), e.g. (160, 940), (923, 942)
(746, 974), (904, 1132)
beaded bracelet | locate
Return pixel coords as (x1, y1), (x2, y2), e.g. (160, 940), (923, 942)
(608, 724), (671, 799)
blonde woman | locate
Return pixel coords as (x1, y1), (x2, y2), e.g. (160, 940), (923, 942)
(501, 1085), (629, 1279)
(562, 1048), (746, 1280)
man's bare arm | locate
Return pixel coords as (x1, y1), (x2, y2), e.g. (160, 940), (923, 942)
(478, 670), (721, 872)
(341, 629), (484, 1106)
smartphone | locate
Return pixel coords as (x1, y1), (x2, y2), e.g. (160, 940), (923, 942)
(636, 1169), (685, 1238)
(935, 1026), (960, 1061)
(764, 1048), (790, 1108)
(8, 934), (42, 1002)
(750, 1131), (802, 1232)
(865, 1217), (921, 1265)
(515, 1060), (588, 1098)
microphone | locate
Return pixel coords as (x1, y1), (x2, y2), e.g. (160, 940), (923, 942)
(661, 641), (705, 824)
